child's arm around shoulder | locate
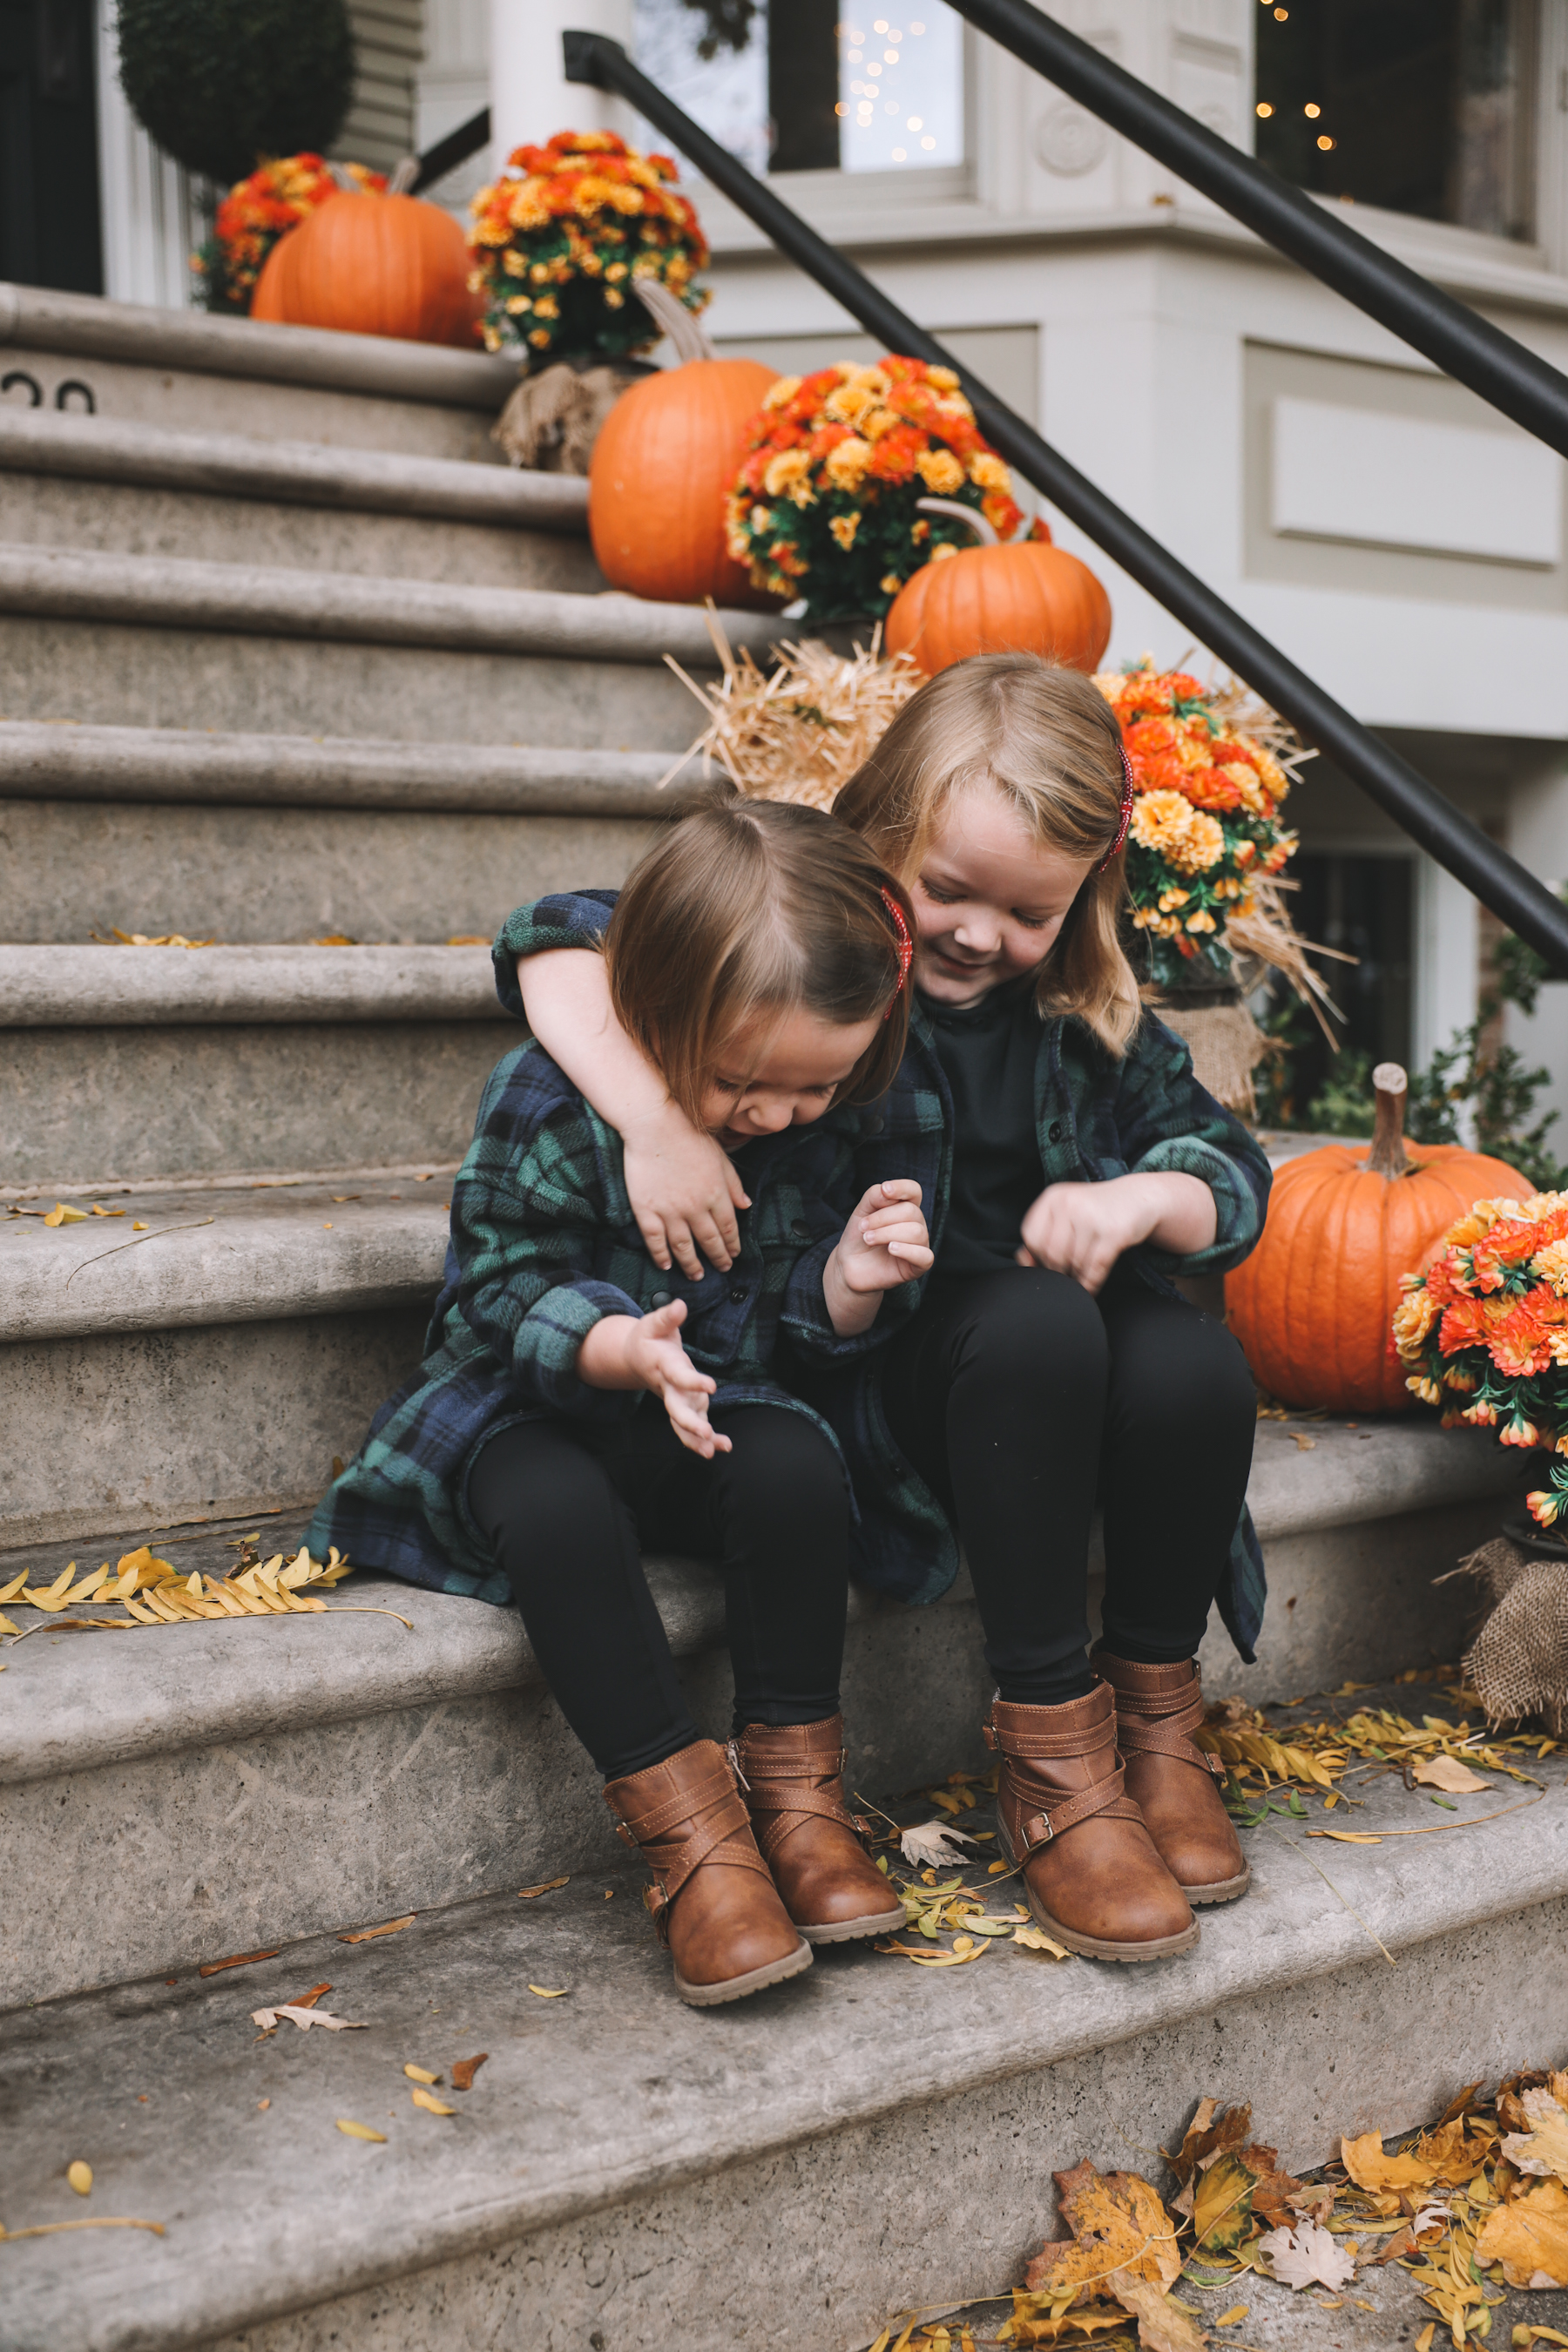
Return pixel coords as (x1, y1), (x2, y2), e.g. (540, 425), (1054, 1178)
(495, 890), (749, 1281)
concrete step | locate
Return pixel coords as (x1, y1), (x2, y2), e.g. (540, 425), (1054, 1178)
(0, 721), (697, 946)
(0, 544), (774, 744)
(0, 1360), (1525, 1996)
(1, 1180), (450, 1547)
(4, 1698), (1565, 2352)
(2, 280), (521, 460)
(0, 409), (602, 591)
(0, 946), (512, 1186)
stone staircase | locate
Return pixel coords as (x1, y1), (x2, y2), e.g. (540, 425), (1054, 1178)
(3, 287), (1564, 2352)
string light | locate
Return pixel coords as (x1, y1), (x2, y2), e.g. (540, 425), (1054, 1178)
(1256, 101), (1274, 117)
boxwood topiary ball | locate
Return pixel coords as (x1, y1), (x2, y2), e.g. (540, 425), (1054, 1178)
(116, 0), (356, 189)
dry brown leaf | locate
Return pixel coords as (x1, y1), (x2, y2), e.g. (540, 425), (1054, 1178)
(335, 2119), (386, 2144)
(1476, 2178), (1568, 2286)
(198, 1947), (280, 1978)
(1105, 2268), (1207, 2350)
(411, 2087), (456, 2116)
(1025, 2161), (1181, 2301)
(337, 1915), (414, 1944)
(1167, 2102), (1252, 2188)
(1411, 1754), (1490, 1794)
(517, 1876), (570, 1900)
(1503, 2091), (1568, 2186)
(451, 2053), (488, 2092)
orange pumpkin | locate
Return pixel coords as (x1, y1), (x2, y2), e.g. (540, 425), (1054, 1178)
(251, 190), (478, 348)
(589, 355), (785, 609)
(1225, 1063), (1531, 1413)
(884, 501), (1112, 676)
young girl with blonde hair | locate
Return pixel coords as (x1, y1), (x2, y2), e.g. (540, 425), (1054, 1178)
(314, 796), (933, 2007)
(508, 653), (1272, 1968)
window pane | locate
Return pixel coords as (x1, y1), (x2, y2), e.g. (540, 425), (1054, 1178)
(632, 0), (964, 178)
(839, 4), (964, 171)
(1254, 0), (1534, 241)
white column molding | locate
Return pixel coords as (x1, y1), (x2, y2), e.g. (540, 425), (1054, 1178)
(488, 0), (634, 161)
(1413, 853), (1481, 1085)
(95, 0), (199, 308)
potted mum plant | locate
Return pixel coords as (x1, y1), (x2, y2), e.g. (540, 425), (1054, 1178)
(193, 153), (385, 314)
(725, 358), (1024, 622)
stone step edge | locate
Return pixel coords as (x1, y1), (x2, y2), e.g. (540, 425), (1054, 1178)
(0, 543), (785, 666)
(0, 408), (589, 530)
(0, 1417), (1522, 1786)
(5, 1798), (1567, 2352)
(0, 943), (505, 1030)
(0, 1158), (463, 1204)
(0, 720), (699, 814)
(1, 281), (520, 409)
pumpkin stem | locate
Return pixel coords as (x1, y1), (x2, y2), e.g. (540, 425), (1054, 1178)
(916, 496), (999, 547)
(1367, 1061), (1410, 1179)
(387, 156), (420, 196)
(633, 278), (718, 366)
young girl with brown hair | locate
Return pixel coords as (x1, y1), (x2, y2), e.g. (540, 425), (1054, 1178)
(313, 796), (933, 2006)
(505, 653), (1273, 1969)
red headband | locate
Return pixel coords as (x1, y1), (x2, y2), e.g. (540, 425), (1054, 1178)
(879, 885), (914, 1016)
(1098, 747), (1136, 873)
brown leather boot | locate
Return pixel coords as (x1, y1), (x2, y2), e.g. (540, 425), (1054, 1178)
(603, 1739), (812, 2006)
(731, 1717), (906, 1944)
(986, 1681), (1199, 1962)
(1092, 1649), (1251, 1904)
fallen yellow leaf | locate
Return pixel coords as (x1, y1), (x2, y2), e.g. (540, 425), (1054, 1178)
(403, 2064), (441, 2085)
(410, 2087), (456, 2116)
(67, 2161), (92, 2196)
(0, 1571), (28, 1604)
(1105, 2268), (1206, 2350)
(0, 1613), (22, 1638)
(1415, 2325), (1436, 2351)
(1025, 2159), (1181, 2298)
(1503, 2090), (1568, 2186)
(528, 1984), (570, 1998)
(335, 2119), (387, 2144)
(43, 1202), (88, 1226)
(1216, 2308), (1249, 2328)
(1313, 1829), (1383, 1844)
(1012, 1923), (1071, 1957)
(1412, 1754), (1490, 1794)
(1477, 2178), (1568, 2286)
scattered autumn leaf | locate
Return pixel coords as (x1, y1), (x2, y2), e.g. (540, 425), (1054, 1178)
(528, 1984), (570, 1998)
(67, 2162), (91, 2196)
(1502, 2090), (1568, 2186)
(335, 2119), (386, 2144)
(1477, 2179), (1568, 2287)
(251, 2005), (367, 2033)
(1192, 2152), (1260, 2260)
(1214, 2310), (1248, 2330)
(451, 2054), (488, 2092)
(517, 1876), (569, 1900)
(1011, 1924), (1071, 1958)
(1411, 1754), (1490, 1794)
(1105, 2270), (1207, 2350)
(900, 1821), (980, 1870)
(1256, 2220), (1355, 2291)
(337, 1915), (414, 1944)
(1025, 2160), (1181, 2301)
(411, 2087), (456, 2117)
(199, 1948), (280, 1977)
(403, 2065), (441, 2085)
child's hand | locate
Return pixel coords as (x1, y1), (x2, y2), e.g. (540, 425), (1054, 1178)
(623, 1101), (751, 1279)
(823, 1180), (931, 1336)
(1017, 1172), (1218, 1293)
(577, 1301), (731, 1456)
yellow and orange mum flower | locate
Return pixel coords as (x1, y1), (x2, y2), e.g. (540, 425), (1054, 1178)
(467, 129), (709, 363)
(194, 153), (386, 313)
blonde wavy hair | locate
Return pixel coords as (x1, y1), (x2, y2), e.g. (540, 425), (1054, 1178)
(832, 652), (1141, 1058)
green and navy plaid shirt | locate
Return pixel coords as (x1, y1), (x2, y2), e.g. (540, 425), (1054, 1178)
(491, 892), (1274, 1659)
(308, 1036), (924, 1600)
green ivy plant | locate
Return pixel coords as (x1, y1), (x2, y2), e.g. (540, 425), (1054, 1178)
(116, 0), (355, 187)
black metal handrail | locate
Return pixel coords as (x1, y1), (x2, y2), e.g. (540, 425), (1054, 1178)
(410, 108), (491, 197)
(949, 0), (1568, 463)
(564, 30), (1568, 977)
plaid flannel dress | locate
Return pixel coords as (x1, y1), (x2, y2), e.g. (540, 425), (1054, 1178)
(308, 1041), (927, 1603)
(493, 892), (1274, 1659)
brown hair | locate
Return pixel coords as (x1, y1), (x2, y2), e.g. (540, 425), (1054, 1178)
(833, 652), (1141, 1057)
(604, 796), (913, 1123)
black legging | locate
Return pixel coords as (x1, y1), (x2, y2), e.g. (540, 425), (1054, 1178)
(882, 1266), (1257, 1707)
(468, 1402), (850, 1781)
